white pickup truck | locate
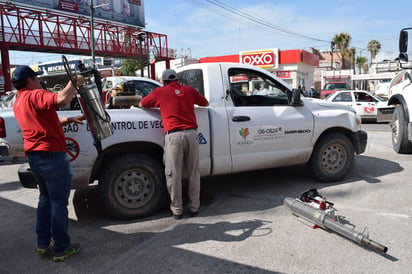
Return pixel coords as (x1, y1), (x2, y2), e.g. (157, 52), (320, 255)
(0, 62), (367, 219)
(377, 28), (412, 154)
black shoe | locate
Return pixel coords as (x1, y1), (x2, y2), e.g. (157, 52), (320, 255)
(189, 211), (198, 217)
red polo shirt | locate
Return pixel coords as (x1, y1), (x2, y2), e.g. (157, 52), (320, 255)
(140, 81), (209, 133)
(13, 88), (66, 153)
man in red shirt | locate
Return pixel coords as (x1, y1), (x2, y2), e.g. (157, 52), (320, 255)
(139, 69), (209, 219)
(12, 65), (84, 262)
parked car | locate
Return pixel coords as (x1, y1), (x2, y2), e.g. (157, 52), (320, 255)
(103, 76), (161, 108)
(325, 90), (387, 121)
(320, 82), (350, 99)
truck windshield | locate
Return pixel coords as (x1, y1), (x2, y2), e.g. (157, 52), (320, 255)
(324, 83), (349, 90)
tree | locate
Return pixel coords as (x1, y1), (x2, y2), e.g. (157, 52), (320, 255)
(363, 63), (369, 74)
(356, 56), (368, 74)
(348, 47), (356, 73)
(332, 32), (351, 69)
(120, 58), (142, 76)
(367, 40), (381, 63)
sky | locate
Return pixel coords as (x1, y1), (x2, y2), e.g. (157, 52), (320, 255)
(8, 0), (412, 65)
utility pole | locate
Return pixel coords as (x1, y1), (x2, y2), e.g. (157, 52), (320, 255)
(89, 0), (96, 67)
(89, 0), (109, 67)
(330, 41), (335, 71)
(137, 32), (146, 77)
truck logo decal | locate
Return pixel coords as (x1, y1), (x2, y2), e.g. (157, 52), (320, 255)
(364, 107), (375, 113)
(239, 128), (250, 140)
(198, 133), (207, 145)
(236, 126), (286, 145)
(65, 137), (80, 162)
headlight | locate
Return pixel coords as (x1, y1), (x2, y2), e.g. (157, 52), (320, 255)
(355, 112), (362, 127)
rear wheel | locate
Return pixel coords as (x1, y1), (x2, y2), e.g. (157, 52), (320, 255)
(98, 153), (167, 220)
(307, 133), (354, 182)
(391, 105), (412, 154)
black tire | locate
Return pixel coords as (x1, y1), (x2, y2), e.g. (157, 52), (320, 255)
(391, 105), (412, 154)
(307, 133), (355, 182)
(98, 153), (167, 220)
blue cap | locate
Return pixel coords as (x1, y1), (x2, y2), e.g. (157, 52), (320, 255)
(12, 65), (43, 83)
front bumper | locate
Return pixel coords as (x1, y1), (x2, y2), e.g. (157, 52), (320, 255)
(353, 130), (368, 154)
(0, 143), (9, 156)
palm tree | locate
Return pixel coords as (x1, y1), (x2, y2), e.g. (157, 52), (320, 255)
(333, 32), (351, 69)
(348, 47), (356, 73)
(356, 56), (368, 74)
(367, 40), (381, 64)
(363, 63), (369, 74)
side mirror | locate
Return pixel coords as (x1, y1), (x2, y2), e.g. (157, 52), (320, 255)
(399, 52), (409, 63)
(288, 88), (303, 106)
(399, 29), (408, 54)
(398, 28), (412, 68)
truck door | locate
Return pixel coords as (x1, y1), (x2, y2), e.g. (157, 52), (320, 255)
(223, 67), (314, 173)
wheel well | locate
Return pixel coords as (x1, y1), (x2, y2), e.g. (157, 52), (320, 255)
(316, 127), (357, 151)
(388, 95), (410, 122)
(90, 142), (164, 182)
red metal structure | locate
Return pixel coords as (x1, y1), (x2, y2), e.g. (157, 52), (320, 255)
(0, 2), (173, 92)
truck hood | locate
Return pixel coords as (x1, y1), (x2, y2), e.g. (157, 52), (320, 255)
(303, 97), (356, 113)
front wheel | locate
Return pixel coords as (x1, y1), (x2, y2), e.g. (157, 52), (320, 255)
(391, 105), (412, 154)
(307, 133), (355, 182)
(98, 153), (167, 220)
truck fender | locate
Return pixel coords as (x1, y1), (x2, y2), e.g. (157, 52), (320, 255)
(388, 94), (410, 123)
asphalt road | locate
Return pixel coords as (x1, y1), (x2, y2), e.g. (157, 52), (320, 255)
(1, 122), (411, 273)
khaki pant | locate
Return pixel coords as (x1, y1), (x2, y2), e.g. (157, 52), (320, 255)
(164, 129), (200, 215)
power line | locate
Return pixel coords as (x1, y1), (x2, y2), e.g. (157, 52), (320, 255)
(184, 0), (398, 55)
(186, 0), (329, 43)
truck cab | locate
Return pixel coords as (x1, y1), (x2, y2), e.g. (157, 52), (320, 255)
(320, 82), (350, 99)
(377, 28), (412, 153)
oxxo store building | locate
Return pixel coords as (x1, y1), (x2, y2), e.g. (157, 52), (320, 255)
(199, 48), (319, 90)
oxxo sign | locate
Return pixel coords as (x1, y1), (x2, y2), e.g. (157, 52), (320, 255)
(240, 48), (279, 69)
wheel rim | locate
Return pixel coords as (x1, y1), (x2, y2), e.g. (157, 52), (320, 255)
(114, 170), (155, 209)
(392, 116), (399, 144)
(321, 143), (347, 174)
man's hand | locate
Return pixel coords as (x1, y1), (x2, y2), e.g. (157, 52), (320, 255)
(61, 115), (85, 126)
(73, 75), (85, 88)
(70, 115), (85, 124)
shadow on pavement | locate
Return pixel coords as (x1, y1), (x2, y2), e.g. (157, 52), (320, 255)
(0, 195), (280, 273)
(71, 154), (404, 224)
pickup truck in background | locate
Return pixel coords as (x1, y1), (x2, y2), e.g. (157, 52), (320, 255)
(0, 62), (367, 219)
(320, 81), (351, 99)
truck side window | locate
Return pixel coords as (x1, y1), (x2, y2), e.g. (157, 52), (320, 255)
(133, 81), (159, 97)
(178, 69), (205, 96)
(354, 92), (374, 102)
(333, 92), (352, 102)
(228, 68), (288, 107)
